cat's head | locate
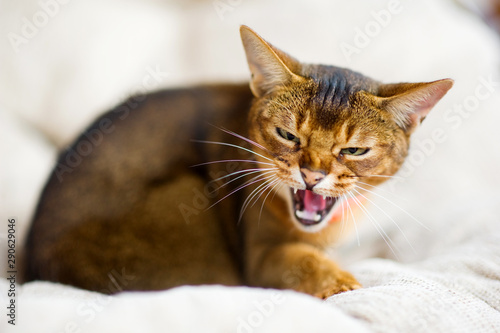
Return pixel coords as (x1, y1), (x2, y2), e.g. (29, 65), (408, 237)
(240, 26), (453, 233)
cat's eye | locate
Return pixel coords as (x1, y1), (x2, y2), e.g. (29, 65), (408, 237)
(276, 128), (300, 144)
(340, 147), (369, 156)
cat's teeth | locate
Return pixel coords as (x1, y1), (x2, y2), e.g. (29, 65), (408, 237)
(296, 210), (314, 220)
(322, 195), (326, 200)
(296, 210), (323, 223)
(293, 188), (298, 194)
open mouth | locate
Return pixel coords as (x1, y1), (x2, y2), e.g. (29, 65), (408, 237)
(291, 188), (338, 226)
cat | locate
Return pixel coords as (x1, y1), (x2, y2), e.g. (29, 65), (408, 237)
(24, 25), (453, 298)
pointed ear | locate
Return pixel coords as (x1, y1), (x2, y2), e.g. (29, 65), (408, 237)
(240, 25), (304, 97)
(376, 79), (454, 134)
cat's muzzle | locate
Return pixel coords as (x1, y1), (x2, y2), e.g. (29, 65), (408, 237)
(291, 188), (338, 226)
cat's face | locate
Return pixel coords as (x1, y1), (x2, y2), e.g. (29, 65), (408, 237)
(248, 81), (406, 232)
(240, 26), (453, 232)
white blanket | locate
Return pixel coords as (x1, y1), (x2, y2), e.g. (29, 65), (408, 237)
(2, 0), (500, 332)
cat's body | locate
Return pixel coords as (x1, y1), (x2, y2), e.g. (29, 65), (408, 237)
(26, 84), (252, 291)
(25, 26), (452, 298)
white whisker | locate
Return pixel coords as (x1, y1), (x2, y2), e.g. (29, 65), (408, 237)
(355, 174), (405, 180)
(354, 184), (431, 232)
(356, 181), (410, 204)
(258, 178), (282, 222)
(244, 176), (278, 211)
(206, 173), (274, 210)
(192, 159), (275, 168)
(213, 126), (270, 153)
(239, 175), (278, 221)
(211, 167), (278, 184)
(337, 194), (347, 241)
(347, 192), (399, 258)
(270, 182), (285, 202)
(212, 169), (277, 193)
(352, 187), (416, 254)
(192, 140), (273, 162)
(344, 193), (360, 246)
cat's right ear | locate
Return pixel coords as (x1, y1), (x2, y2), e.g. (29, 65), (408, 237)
(240, 25), (303, 97)
(376, 79), (454, 134)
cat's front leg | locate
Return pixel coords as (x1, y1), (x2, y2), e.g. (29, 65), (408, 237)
(248, 242), (361, 299)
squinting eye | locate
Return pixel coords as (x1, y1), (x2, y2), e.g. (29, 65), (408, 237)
(277, 128), (300, 144)
(341, 147), (369, 156)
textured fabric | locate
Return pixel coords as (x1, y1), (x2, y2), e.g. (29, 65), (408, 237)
(334, 236), (500, 332)
(1, 283), (372, 333)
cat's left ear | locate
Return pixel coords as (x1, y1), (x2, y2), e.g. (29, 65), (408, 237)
(240, 25), (304, 97)
(377, 79), (454, 134)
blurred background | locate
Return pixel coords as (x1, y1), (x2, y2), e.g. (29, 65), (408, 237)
(2, 0), (500, 269)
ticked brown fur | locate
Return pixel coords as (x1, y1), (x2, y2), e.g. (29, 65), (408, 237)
(25, 26), (452, 298)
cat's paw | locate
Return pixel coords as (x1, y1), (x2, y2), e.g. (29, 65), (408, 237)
(293, 262), (362, 299)
(313, 277), (362, 299)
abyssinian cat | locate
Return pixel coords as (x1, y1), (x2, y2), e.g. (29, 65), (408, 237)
(25, 26), (453, 298)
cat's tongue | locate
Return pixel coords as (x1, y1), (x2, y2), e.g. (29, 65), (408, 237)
(303, 190), (326, 212)
(293, 189), (338, 226)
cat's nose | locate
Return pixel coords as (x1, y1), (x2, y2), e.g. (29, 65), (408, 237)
(300, 168), (325, 190)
